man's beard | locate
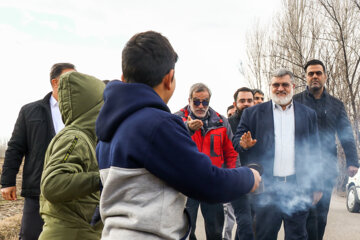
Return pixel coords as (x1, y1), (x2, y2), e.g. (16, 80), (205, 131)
(271, 87), (293, 105)
(309, 81), (323, 92)
(236, 106), (247, 114)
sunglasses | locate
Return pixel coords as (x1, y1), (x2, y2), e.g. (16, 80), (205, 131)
(272, 82), (291, 88)
(307, 71), (323, 77)
(193, 99), (209, 107)
(254, 96), (264, 101)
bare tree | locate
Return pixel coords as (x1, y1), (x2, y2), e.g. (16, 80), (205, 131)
(244, 0), (323, 93)
(244, 0), (360, 142)
(244, 21), (271, 94)
(243, 0), (360, 190)
(354, 0), (360, 10)
(319, 0), (360, 140)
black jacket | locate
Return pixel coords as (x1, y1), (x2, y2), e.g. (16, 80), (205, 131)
(1, 92), (56, 197)
(228, 110), (245, 167)
(293, 88), (359, 178)
(228, 110), (243, 135)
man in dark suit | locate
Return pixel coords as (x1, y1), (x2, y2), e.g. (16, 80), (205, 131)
(294, 59), (359, 240)
(233, 68), (323, 240)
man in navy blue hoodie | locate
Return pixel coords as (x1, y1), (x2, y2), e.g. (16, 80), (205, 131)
(95, 31), (261, 240)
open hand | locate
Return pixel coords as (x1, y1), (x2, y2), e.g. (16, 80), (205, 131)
(240, 131), (257, 149)
(187, 116), (203, 132)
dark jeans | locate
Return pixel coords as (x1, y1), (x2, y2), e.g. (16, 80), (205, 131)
(231, 194), (254, 240)
(19, 197), (44, 240)
(186, 198), (224, 240)
(306, 181), (334, 240)
(254, 181), (310, 240)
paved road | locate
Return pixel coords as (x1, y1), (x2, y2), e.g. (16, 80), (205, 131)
(322, 193), (360, 239)
(195, 193), (360, 239)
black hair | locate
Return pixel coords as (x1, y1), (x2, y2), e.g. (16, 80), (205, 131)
(50, 63), (75, 84)
(233, 87), (254, 102)
(122, 31), (178, 88)
(252, 89), (264, 95)
(304, 59), (326, 72)
(227, 105), (234, 111)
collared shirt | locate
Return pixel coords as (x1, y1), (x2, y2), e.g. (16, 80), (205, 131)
(272, 101), (295, 177)
(50, 95), (65, 134)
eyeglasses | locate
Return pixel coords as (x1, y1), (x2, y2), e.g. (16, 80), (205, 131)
(193, 99), (209, 107)
(254, 96), (264, 101)
(238, 99), (253, 104)
(272, 82), (290, 88)
(307, 71), (323, 77)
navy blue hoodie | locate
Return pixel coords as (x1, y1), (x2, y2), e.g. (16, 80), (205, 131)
(96, 80), (254, 202)
(95, 81), (255, 239)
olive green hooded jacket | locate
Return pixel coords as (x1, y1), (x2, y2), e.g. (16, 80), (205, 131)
(39, 71), (105, 240)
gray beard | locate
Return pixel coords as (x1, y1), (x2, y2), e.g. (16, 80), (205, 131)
(271, 89), (293, 105)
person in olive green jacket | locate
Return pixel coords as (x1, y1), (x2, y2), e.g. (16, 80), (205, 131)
(39, 71), (105, 240)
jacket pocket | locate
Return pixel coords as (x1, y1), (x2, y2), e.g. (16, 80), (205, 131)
(210, 133), (222, 157)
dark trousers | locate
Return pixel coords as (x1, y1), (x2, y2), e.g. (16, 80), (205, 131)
(255, 204), (309, 240)
(306, 182), (334, 240)
(254, 180), (310, 240)
(186, 198), (224, 240)
(231, 194), (254, 240)
(19, 197), (44, 240)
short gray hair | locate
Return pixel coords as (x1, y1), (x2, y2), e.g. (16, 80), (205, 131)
(271, 68), (294, 83)
(189, 83), (212, 99)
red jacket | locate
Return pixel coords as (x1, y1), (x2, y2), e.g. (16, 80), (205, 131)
(176, 106), (238, 168)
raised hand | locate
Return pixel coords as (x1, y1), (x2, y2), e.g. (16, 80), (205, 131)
(240, 131), (257, 149)
(187, 116), (203, 132)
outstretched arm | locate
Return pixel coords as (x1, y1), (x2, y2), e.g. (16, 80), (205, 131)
(145, 115), (259, 203)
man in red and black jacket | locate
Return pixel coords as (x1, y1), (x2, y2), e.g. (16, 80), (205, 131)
(175, 83), (237, 240)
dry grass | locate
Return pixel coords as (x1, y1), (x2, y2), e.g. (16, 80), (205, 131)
(0, 158), (24, 238)
(0, 214), (22, 240)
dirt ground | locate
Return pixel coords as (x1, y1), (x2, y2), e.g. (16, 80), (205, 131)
(0, 158), (24, 220)
(0, 158), (23, 239)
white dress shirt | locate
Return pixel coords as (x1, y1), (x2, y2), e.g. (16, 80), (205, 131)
(50, 95), (65, 134)
(272, 101), (295, 177)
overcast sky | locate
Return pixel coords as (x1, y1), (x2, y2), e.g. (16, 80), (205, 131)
(0, 0), (281, 139)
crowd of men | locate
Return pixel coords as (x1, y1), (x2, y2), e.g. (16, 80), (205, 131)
(1, 30), (359, 240)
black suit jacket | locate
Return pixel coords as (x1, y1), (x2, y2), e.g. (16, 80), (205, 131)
(233, 100), (322, 192)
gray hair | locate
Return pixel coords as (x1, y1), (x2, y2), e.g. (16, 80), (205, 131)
(189, 83), (212, 99)
(271, 68), (295, 83)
